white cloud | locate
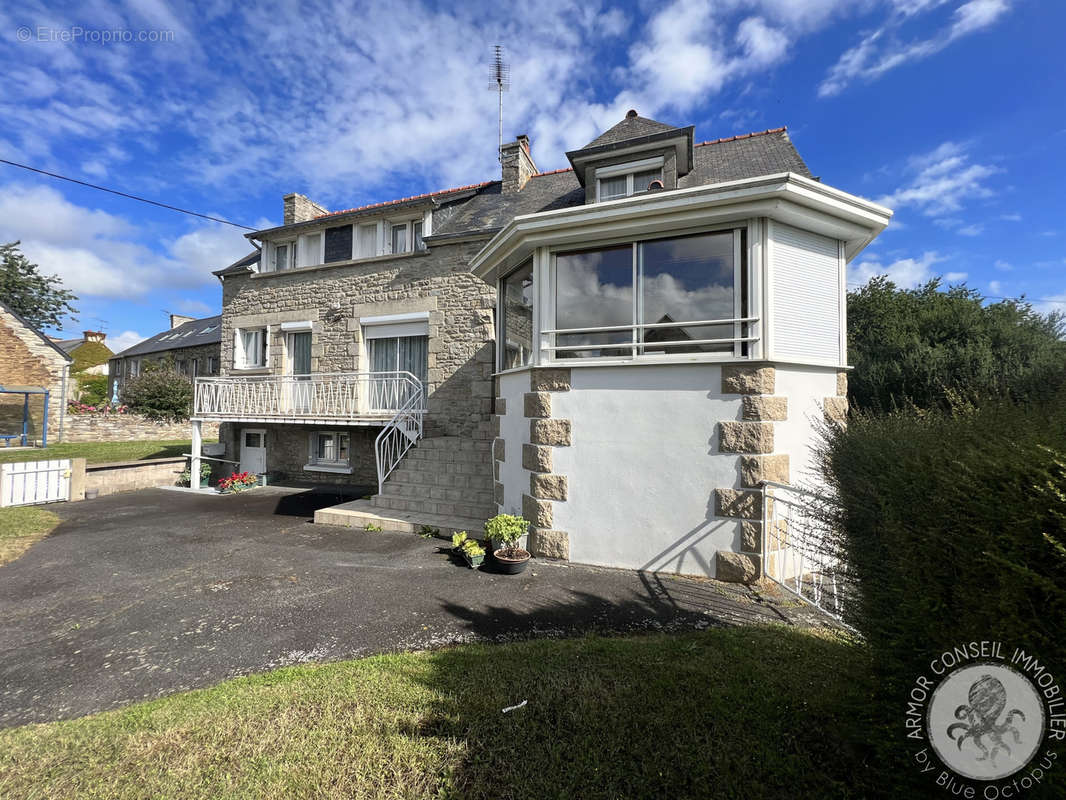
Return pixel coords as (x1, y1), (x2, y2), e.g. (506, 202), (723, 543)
(994, 259), (1012, 271)
(1033, 294), (1066, 316)
(1000, 213), (1022, 221)
(848, 250), (947, 288)
(175, 298), (214, 315)
(877, 142), (998, 218)
(943, 271), (968, 281)
(988, 280), (1002, 294)
(819, 0), (1011, 97)
(106, 330), (145, 354)
(956, 224), (983, 236)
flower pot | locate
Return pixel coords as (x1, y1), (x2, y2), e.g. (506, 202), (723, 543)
(84, 488), (99, 500)
(493, 548), (531, 574)
(199, 477), (210, 488)
(463, 552), (485, 569)
(257, 473), (268, 487)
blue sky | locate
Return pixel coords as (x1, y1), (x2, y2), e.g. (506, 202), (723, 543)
(0, 0), (1062, 352)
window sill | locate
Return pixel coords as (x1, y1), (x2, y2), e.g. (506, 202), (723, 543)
(303, 463), (353, 474)
(230, 367), (271, 375)
(253, 250), (429, 279)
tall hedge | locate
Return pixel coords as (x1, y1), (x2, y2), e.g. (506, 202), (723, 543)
(119, 368), (193, 421)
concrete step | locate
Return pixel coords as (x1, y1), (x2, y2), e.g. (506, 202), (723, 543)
(404, 447), (491, 465)
(379, 480), (494, 506)
(370, 494), (496, 520)
(381, 471), (493, 490)
(392, 461), (492, 480)
(315, 498), (489, 537)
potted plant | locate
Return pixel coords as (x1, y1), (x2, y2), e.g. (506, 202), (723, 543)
(461, 539), (485, 569)
(218, 471), (259, 494)
(484, 514), (531, 574)
(178, 462), (212, 488)
(451, 531), (469, 552)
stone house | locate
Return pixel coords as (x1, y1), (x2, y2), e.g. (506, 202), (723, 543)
(0, 299), (72, 445)
(51, 331), (112, 376)
(108, 312), (226, 392)
(192, 112), (890, 582)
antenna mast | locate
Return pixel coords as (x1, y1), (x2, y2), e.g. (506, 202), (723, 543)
(489, 45), (510, 163)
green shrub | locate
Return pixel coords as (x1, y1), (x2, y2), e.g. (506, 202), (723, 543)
(818, 395), (1066, 777)
(71, 341), (112, 373)
(76, 373), (109, 405)
(847, 277), (1066, 411)
(119, 368), (193, 421)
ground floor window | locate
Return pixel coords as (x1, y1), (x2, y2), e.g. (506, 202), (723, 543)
(306, 431), (351, 472)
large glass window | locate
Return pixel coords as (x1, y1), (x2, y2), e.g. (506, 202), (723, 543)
(501, 260), (534, 369)
(551, 229), (742, 360)
(367, 335), (428, 408)
(554, 245), (635, 358)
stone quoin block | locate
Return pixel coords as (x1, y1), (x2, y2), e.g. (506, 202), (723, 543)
(715, 551), (760, 584)
(492, 415), (501, 438)
(522, 493), (553, 528)
(740, 454), (790, 488)
(495, 397), (507, 415)
(741, 520), (762, 553)
(741, 396), (788, 422)
(530, 473), (568, 501)
(721, 365), (775, 395)
(494, 480), (504, 505)
(523, 391), (551, 418)
(718, 421), (774, 454)
(530, 418), (572, 447)
(529, 529), (569, 560)
(492, 437), (505, 462)
(530, 368), (571, 392)
(823, 396), (849, 424)
(522, 443), (553, 473)
(836, 370), (848, 397)
(714, 488), (763, 520)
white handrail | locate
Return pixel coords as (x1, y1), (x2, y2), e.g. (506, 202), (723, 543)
(374, 386), (425, 493)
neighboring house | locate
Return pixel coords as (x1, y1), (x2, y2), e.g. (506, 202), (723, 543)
(108, 313), (225, 391)
(51, 331), (113, 375)
(0, 299), (72, 445)
(193, 112), (890, 582)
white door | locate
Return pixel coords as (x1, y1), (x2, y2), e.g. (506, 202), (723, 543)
(239, 429), (267, 475)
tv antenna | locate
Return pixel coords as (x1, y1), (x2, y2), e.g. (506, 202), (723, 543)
(489, 45), (510, 163)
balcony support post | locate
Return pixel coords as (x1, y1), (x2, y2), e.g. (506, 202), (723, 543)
(191, 419), (202, 489)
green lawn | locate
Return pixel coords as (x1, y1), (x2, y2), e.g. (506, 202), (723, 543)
(0, 626), (903, 800)
(0, 439), (215, 465)
(0, 506), (61, 565)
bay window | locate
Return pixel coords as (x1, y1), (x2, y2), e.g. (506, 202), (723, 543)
(549, 229), (746, 360)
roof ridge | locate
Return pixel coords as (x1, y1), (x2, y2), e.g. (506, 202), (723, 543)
(315, 181), (495, 220)
(694, 126), (787, 148)
(531, 167), (574, 178)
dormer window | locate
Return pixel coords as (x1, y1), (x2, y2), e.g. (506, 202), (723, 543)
(272, 241), (294, 272)
(297, 232), (323, 267)
(595, 157), (665, 202)
(388, 218), (427, 255)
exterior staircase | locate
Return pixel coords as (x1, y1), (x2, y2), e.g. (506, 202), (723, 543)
(314, 436), (496, 535)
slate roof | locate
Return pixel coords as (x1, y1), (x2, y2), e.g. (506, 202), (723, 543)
(111, 315), (222, 359)
(212, 250), (261, 278)
(52, 338), (83, 355)
(431, 127), (810, 237)
(236, 125), (811, 250)
(581, 113), (680, 149)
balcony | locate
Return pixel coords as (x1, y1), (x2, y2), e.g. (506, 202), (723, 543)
(192, 371), (425, 425)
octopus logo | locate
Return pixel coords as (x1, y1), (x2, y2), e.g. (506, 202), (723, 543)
(927, 662), (1046, 781)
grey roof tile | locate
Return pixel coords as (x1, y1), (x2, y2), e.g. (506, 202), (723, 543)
(111, 315), (221, 359)
(581, 114), (680, 149)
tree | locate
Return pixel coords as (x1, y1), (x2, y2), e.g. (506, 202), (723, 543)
(0, 241), (78, 330)
(847, 276), (1066, 411)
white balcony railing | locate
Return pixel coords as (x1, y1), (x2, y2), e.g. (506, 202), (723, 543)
(193, 371), (425, 423)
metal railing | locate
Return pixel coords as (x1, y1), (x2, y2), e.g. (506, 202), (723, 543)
(761, 480), (851, 625)
(541, 316), (759, 357)
(193, 371), (424, 422)
(374, 388), (425, 493)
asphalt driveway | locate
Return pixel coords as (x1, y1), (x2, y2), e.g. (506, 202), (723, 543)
(0, 486), (814, 727)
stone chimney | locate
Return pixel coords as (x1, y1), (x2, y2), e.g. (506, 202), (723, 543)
(170, 314), (195, 330)
(501, 134), (538, 193)
(83, 331), (106, 343)
(283, 193), (329, 225)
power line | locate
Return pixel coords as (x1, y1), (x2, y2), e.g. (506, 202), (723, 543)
(0, 159), (257, 231)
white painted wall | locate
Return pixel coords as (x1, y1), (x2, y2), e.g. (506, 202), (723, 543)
(497, 370), (530, 516)
(772, 365), (839, 488)
(550, 363), (743, 578)
(769, 222), (843, 364)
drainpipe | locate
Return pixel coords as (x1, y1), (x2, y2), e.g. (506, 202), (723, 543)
(58, 363), (68, 444)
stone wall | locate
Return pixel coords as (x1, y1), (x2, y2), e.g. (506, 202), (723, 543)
(218, 422), (376, 487)
(0, 304), (69, 444)
(64, 414), (218, 443)
(220, 240), (497, 441)
(109, 342), (221, 389)
(83, 457), (187, 498)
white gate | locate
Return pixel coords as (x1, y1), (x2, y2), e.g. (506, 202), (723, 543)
(0, 459), (72, 507)
(761, 480), (851, 625)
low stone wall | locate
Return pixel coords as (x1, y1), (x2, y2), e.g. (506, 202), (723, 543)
(64, 414), (218, 443)
(82, 457), (187, 498)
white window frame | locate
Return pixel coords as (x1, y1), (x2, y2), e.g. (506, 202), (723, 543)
(264, 239), (295, 273)
(595, 157), (665, 202)
(305, 430), (353, 474)
(386, 215), (429, 255)
(235, 326), (269, 369)
(540, 224), (749, 365)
